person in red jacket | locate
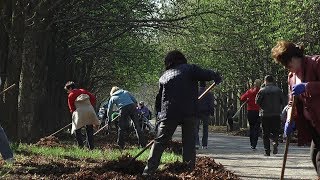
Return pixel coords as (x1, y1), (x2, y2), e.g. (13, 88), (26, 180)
(64, 81), (99, 149)
(240, 79), (261, 150)
(272, 40), (320, 175)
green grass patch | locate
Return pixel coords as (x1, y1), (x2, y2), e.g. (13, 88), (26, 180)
(14, 143), (181, 164)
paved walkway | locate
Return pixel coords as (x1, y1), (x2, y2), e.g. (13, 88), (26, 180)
(172, 127), (317, 180)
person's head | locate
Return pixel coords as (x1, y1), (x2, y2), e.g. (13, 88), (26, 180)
(110, 86), (120, 96)
(271, 40), (305, 73)
(199, 81), (206, 88)
(264, 75), (274, 85)
(64, 81), (76, 93)
(164, 50), (187, 70)
(228, 104), (234, 110)
(138, 101), (144, 108)
(253, 79), (261, 88)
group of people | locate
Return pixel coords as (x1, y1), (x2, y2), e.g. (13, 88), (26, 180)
(235, 40), (320, 176)
(241, 75), (284, 156)
(64, 50), (222, 176)
(1, 40), (319, 178)
(65, 82), (153, 150)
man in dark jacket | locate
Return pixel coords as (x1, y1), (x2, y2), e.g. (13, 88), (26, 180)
(195, 81), (214, 149)
(256, 75), (285, 156)
(143, 50), (222, 176)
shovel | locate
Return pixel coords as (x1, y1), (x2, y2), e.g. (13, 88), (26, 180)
(129, 82), (217, 164)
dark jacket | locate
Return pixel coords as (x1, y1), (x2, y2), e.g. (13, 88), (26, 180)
(197, 87), (214, 115)
(288, 55), (320, 134)
(255, 83), (285, 117)
(227, 107), (235, 119)
(156, 64), (221, 119)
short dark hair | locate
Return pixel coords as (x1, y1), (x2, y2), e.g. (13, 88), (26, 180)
(64, 81), (76, 90)
(265, 75), (274, 83)
(199, 81), (206, 87)
(164, 50), (187, 70)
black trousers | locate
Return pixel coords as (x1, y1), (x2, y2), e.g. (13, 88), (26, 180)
(306, 120), (320, 176)
(75, 125), (94, 149)
(118, 104), (146, 148)
(195, 114), (209, 147)
(261, 116), (280, 152)
(144, 116), (196, 174)
(248, 110), (260, 148)
(227, 118), (234, 131)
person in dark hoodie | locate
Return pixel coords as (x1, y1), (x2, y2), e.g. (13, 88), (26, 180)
(107, 86), (146, 149)
(226, 103), (236, 132)
(255, 75), (285, 156)
(195, 81), (214, 149)
(142, 50), (222, 176)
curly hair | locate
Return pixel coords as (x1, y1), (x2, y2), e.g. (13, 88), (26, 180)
(271, 40), (304, 67)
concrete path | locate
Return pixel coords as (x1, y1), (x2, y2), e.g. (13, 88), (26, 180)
(172, 127), (317, 180)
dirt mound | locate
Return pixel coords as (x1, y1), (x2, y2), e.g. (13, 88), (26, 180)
(5, 154), (239, 180)
(35, 136), (61, 147)
(35, 131), (183, 155)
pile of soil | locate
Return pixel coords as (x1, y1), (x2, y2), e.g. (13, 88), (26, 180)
(230, 129), (248, 137)
(36, 131), (183, 155)
(4, 154), (239, 180)
(35, 136), (61, 147)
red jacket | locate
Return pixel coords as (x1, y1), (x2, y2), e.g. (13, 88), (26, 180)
(68, 89), (96, 113)
(288, 55), (320, 134)
(240, 87), (260, 111)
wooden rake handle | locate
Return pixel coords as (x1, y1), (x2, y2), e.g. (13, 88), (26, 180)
(0, 84), (16, 95)
(198, 83), (216, 100)
(94, 114), (120, 136)
(129, 140), (155, 164)
(44, 123), (72, 138)
(280, 96), (296, 180)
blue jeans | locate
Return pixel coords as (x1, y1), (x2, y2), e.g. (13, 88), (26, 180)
(0, 125), (13, 160)
(195, 114), (209, 147)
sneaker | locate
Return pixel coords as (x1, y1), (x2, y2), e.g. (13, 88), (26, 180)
(251, 146), (256, 150)
(273, 144), (278, 155)
(142, 167), (155, 176)
(202, 146), (208, 149)
(116, 144), (124, 150)
(264, 151), (270, 156)
(195, 145), (200, 150)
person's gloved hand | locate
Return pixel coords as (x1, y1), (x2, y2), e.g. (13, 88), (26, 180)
(284, 120), (296, 137)
(292, 83), (307, 95)
(215, 73), (222, 85)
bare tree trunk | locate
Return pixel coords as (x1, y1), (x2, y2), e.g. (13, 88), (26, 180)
(18, 16), (50, 141)
(1, 0), (24, 139)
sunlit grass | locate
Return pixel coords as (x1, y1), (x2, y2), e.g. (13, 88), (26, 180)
(14, 143), (182, 163)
